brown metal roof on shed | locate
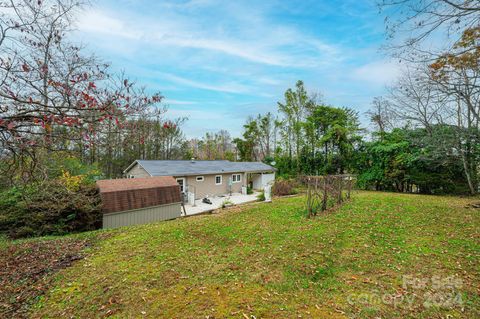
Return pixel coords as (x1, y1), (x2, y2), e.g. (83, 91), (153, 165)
(96, 176), (181, 214)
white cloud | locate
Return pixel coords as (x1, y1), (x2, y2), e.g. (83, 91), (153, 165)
(75, 8), (341, 68)
(158, 72), (251, 94)
(76, 10), (140, 39)
(160, 37), (291, 66)
(168, 108), (225, 121)
(350, 60), (402, 86)
(72, 1), (395, 137)
(164, 99), (198, 105)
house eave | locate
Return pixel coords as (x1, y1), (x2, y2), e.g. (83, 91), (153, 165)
(245, 169), (277, 174)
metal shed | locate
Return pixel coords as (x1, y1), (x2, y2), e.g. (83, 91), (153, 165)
(96, 176), (182, 229)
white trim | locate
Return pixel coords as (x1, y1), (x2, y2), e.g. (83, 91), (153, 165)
(232, 173), (242, 183)
(123, 160), (138, 174)
(196, 176), (204, 182)
(176, 177), (186, 193)
(215, 175), (222, 185)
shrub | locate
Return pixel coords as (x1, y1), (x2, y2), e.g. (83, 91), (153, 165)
(59, 170), (86, 191)
(46, 152), (103, 184)
(257, 191), (265, 201)
(221, 199), (234, 208)
(246, 186), (253, 195)
(0, 179), (102, 239)
(272, 179), (298, 197)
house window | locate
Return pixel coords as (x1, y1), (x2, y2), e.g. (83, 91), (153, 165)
(215, 175), (222, 185)
(196, 176), (204, 182)
(232, 174), (242, 183)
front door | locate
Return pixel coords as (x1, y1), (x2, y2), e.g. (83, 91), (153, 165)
(176, 177), (186, 193)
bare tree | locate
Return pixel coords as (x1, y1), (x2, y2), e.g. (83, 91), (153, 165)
(188, 130), (235, 160)
(367, 96), (394, 134)
(257, 112), (275, 159)
(387, 66), (448, 131)
(379, 0), (480, 59)
(429, 27), (480, 123)
(0, 0), (167, 182)
(386, 63), (479, 194)
(379, 0), (480, 194)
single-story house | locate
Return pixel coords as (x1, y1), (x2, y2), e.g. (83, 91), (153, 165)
(97, 176), (182, 229)
(123, 160), (276, 200)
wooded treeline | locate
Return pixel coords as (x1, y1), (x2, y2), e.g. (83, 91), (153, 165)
(0, 0), (189, 185)
(225, 0), (480, 195)
(231, 81), (363, 176)
(0, 0), (478, 238)
(0, 0), (478, 196)
(0, 0), (192, 237)
(367, 0), (480, 194)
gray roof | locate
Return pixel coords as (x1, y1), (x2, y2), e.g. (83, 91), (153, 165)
(126, 160), (276, 177)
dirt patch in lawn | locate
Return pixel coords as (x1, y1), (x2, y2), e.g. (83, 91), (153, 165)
(465, 201), (480, 209)
(0, 236), (95, 318)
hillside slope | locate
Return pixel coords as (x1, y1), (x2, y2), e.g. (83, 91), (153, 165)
(31, 192), (479, 318)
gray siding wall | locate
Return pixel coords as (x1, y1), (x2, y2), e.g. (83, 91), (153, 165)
(125, 164), (246, 199)
(179, 173), (244, 199)
(103, 202), (181, 229)
(126, 163), (151, 178)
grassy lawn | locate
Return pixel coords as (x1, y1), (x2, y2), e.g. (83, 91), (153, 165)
(0, 233), (98, 318)
(25, 191), (480, 318)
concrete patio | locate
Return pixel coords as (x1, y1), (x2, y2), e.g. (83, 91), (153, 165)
(183, 192), (260, 216)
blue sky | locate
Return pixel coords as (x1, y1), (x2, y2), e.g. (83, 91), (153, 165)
(74, 0), (400, 137)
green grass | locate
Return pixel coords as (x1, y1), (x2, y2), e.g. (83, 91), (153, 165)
(30, 191), (479, 318)
(0, 234), (8, 248)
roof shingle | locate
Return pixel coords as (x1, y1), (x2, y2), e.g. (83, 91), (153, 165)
(130, 160), (275, 177)
(96, 176), (181, 214)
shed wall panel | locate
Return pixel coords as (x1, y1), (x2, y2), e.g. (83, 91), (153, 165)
(103, 202), (181, 229)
